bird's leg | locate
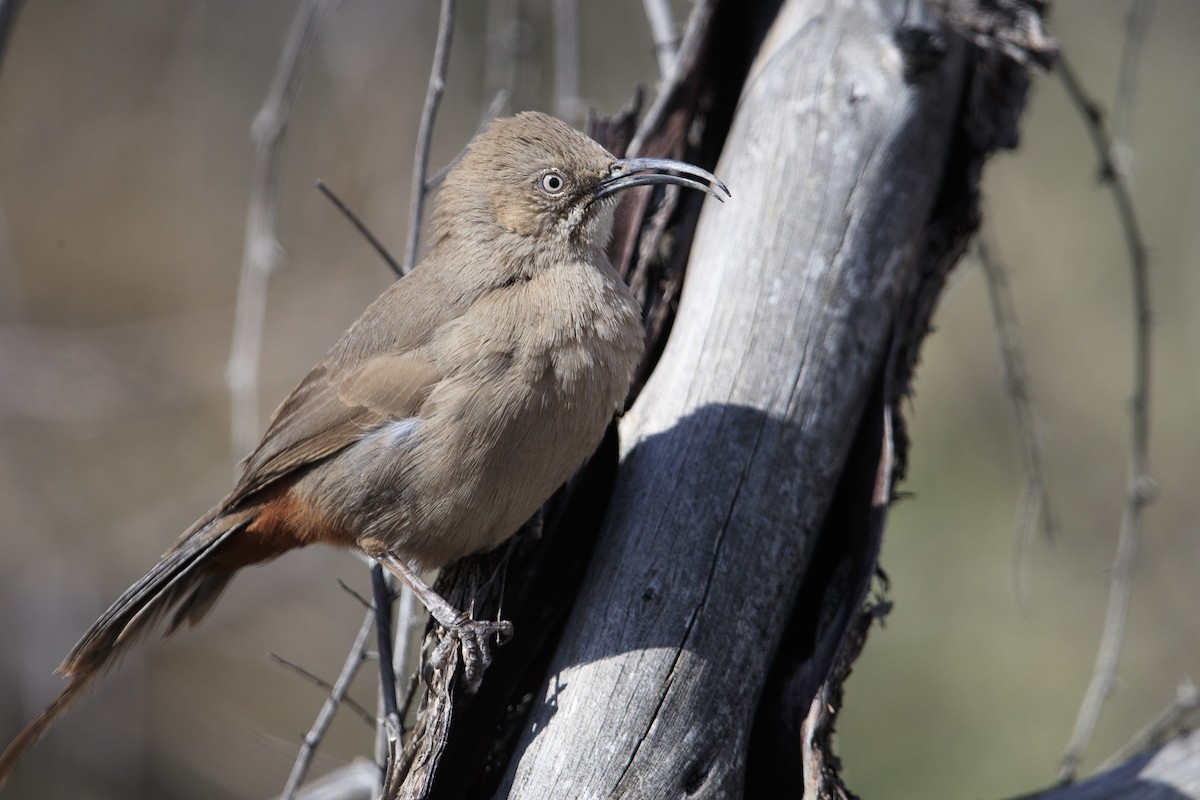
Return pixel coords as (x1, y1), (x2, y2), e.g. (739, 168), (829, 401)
(375, 553), (512, 693)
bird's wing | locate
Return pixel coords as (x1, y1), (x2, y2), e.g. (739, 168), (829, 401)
(224, 259), (469, 507)
(228, 350), (443, 505)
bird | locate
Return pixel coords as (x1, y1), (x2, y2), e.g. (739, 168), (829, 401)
(0, 110), (729, 787)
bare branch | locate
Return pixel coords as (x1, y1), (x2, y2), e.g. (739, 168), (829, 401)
(1101, 681), (1200, 771)
(386, 627), (460, 799)
(280, 609), (377, 800)
(316, 180), (402, 278)
(1037, 730), (1200, 800)
(370, 565), (400, 724)
(975, 236), (1054, 602)
(552, 0), (581, 125)
(425, 89), (510, 194)
(391, 588), (420, 710)
(336, 578), (374, 611)
(627, 0), (715, 156)
(273, 759), (378, 800)
(227, 0), (336, 456)
(641, 0), (679, 78)
(1056, 52), (1155, 783)
(402, 0), (456, 274)
(270, 652), (377, 728)
(484, 0), (518, 118)
(1110, 0), (1156, 183)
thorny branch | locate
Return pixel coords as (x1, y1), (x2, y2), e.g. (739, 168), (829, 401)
(228, 0), (336, 457)
(1055, 50), (1154, 783)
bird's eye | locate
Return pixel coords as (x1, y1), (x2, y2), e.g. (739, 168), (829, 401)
(539, 171), (566, 194)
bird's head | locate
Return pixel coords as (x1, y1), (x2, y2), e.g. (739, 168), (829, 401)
(431, 111), (729, 255)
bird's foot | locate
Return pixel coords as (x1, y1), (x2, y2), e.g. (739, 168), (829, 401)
(425, 616), (513, 694)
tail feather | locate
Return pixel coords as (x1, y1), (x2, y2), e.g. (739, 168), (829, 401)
(165, 572), (237, 635)
(0, 667), (101, 789)
(0, 511), (253, 788)
(63, 513), (252, 676)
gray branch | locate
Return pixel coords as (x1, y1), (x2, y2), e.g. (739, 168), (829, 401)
(976, 235), (1054, 602)
(402, 0), (456, 274)
(280, 609), (376, 800)
(1057, 51), (1155, 783)
(641, 0), (679, 78)
(228, 0), (336, 456)
(552, 0), (581, 125)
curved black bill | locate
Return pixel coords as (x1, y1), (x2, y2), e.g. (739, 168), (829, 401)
(592, 157), (731, 203)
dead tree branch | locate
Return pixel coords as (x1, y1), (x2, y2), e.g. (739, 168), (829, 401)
(280, 609), (376, 800)
(641, 0), (679, 78)
(228, 0), (336, 456)
(402, 0), (456, 274)
(271, 651), (377, 728)
(1056, 51), (1154, 783)
(1101, 681), (1200, 772)
(316, 179), (403, 278)
(975, 235), (1054, 600)
(552, 0), (581, 125)
(1110, 0), (1155, 183)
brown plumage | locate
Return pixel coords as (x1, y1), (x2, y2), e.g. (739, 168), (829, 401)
(0, 111), (728, 786)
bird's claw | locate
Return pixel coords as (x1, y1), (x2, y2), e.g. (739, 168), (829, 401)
(425, 617), (513, 694)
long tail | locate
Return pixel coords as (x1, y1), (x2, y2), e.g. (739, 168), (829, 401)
(0, 509), (255, 787)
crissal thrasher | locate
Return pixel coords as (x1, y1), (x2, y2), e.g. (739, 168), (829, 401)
(0, 111), (729, 786)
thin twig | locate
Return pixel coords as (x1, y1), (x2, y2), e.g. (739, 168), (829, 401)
(553, 0), (581, 125)
(337, 578), (374, 611)
(484, 0), (518, 118)
(1110, 0), (1156, 184)
(271, 652), (377, 727)
(375, 584), (419, 783)
(1056, 52), (1154, 783)
(975, 236), (1054, 603)
(425, 89), (509, 194)
(1100, 680), (1200, 770)
(280, 609), (376, 800)
(627, 0), (714, 156)
(272, 759), (378, 800)
(402, 0), (456, 274)
(641, 0), (679, 78)
(316, 180), (402, 278)
(391, 588), (419, 705)
(371, 564), (400, 722)
(228, 0), (335, 457)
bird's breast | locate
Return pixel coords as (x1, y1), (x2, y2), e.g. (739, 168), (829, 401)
(390, 257), (643, 562)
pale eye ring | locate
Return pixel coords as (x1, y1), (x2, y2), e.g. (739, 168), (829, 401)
(539, 170), (566, 194)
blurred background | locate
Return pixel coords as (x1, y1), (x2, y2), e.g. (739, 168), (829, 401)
(0, 1), (1195, 798)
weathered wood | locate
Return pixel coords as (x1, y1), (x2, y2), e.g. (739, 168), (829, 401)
(499, 0), (965, 796)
